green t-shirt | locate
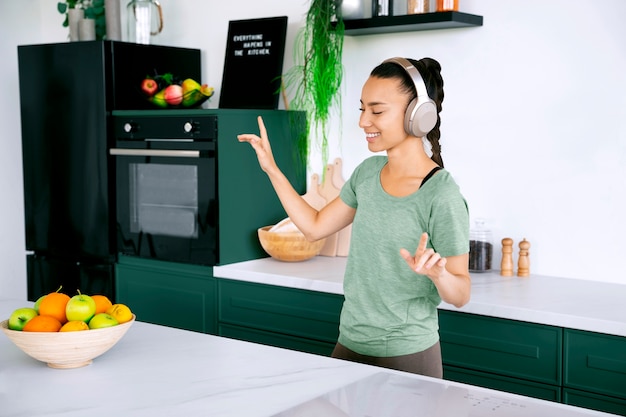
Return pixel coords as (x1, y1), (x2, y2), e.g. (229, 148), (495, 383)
(338, 156), (469, 357)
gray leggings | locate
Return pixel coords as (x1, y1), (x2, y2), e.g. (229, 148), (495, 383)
(331, 341), (443, 379)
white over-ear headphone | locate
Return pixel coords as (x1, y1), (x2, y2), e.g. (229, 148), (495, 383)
(383, 57), (437, 137)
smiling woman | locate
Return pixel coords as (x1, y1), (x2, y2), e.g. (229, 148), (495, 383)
(238, 56), (470, 378)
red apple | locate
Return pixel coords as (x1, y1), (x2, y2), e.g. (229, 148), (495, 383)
(163, 84), (184, 106)
(141, 78), (158, 96)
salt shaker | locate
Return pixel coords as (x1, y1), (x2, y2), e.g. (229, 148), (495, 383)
(469, 219), (493, 272)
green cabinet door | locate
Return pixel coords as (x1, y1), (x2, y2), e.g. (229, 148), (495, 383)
(563, 329), (626, 416)
(439, 310), (562, 401)
(116, 255), (217, 333)
(439, 310), (562, 385)
(215, 110), (306, 266)
(217, 279), (343, 355)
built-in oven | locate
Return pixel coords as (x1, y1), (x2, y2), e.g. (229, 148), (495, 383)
(110, 113), (218, 265)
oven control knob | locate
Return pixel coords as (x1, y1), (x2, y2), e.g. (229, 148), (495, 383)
(183, 121), (199, 133)
(123, 122), (137, 133)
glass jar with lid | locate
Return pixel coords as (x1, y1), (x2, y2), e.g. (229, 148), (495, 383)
(469, 218), (493, 272)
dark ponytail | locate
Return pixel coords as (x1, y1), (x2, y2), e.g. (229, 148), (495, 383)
(414, 58), (444, 168)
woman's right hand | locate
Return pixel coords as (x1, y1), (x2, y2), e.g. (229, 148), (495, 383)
(237, 116), (277, 175)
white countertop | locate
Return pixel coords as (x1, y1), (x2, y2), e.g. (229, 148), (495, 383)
(214, 256), (626, 338)
(0, 298), (616, 417)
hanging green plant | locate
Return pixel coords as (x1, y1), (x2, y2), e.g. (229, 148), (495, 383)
(283, 0), (344, 172)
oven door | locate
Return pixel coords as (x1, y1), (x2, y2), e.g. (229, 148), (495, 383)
(111, 143), (217, 265)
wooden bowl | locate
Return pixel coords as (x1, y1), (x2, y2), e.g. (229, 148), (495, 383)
(258, 226), (326, 262)
(0, 315), (135, 369)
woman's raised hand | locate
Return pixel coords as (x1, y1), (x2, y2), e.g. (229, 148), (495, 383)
(237, 116), (277, 174)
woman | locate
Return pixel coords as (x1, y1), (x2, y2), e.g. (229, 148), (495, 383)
(237, 57), (470, 378)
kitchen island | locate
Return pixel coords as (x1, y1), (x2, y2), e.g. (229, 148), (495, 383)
(213, 256), (626, 415)
(0, 298), (617, 417)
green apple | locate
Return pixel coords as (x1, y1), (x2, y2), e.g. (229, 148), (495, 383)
(8, 307), (38, 330)
(88, 313), (118, 329)
(33, 295), (46, 313)
(66, 293), (96, 323)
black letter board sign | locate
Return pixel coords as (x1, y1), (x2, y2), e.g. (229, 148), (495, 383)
(219, 16), (288, 109)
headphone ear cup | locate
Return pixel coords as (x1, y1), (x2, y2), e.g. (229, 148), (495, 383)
(406, 98), (437, 137)
(404, 98), (418, 136)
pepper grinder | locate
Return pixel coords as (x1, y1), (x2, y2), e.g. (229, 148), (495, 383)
(517, 238), (531, 277)
(500, 238), (514, 276)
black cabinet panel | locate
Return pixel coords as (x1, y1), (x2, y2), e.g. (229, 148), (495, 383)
(27, 254), (114, 301)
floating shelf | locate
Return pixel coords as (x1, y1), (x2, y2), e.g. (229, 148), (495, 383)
(342, 11), (483, 36)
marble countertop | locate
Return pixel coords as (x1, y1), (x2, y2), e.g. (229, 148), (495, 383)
(213, 256), (626, 337)
(0, 298), (616, 417)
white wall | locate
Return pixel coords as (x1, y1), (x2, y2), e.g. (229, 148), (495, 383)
(1, 0), (624, 300)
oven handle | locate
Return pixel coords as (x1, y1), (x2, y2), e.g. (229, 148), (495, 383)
(109, 148), (200, 158)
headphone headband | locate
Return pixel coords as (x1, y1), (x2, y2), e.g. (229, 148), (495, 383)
(383, 57), (431, 102)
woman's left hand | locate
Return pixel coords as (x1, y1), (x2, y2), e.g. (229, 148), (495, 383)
(400, 232), (447, 281)
(401, 232), (471, 308)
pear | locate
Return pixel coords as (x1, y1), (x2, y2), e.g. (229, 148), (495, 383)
(149, 88), (168, 108)
(182, 78), (202, 95)
(182, 80), (215, 107)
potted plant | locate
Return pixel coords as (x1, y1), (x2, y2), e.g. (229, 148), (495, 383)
(58, 0), (107, 40)
(283, 0), (345, 171)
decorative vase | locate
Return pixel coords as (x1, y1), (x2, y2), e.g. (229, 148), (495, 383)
(337, 0), (373, 20)
(105, 0), (122, 40)
(68, 8), (84, 42)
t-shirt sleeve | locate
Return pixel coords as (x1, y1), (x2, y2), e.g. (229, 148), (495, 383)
(339, 159), (368, 209)
(429, 183), (470, 258)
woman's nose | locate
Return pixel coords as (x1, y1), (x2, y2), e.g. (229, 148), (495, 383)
(359, 112), (371, 128)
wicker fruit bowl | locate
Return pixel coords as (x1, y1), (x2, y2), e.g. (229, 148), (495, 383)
(258, 225), (326, 262)
(0, 315), (135, 369)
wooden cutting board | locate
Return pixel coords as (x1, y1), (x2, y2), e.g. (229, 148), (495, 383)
(317, 162), (340, 256)
(298, 158), (351, 257)
(331, 158), (352, 257)
(301, 173), (326, 210)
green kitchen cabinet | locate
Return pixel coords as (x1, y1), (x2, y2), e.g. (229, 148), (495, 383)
(116, 255), (217, 333)
(563, 329), (626, 415)
(439, 310), (562, 402)
(217, 279), (343, 356)
(213, 109), (307, 266)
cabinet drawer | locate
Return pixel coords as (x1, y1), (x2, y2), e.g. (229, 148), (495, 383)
(564, 329), (626, 400)
(444, 365), (561, 402)
(219, 323), (335, 356)
(218, 279), (343, 343)
(564, 388), (626, 416)
(439, 311), (562, 385)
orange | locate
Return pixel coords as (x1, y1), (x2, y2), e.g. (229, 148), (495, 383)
(23, 315), (62, 332)
(106, 303), (133, 324)
(59, 320), (90, 332)
(39, 292), (71, 324)
(92, 295), (113, 315)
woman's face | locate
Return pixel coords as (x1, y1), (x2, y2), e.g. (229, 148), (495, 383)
(359, 75), (411, 153)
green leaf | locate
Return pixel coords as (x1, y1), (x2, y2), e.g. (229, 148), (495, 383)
(161, 73), (174, 85)
(57, 2), (68, 13)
